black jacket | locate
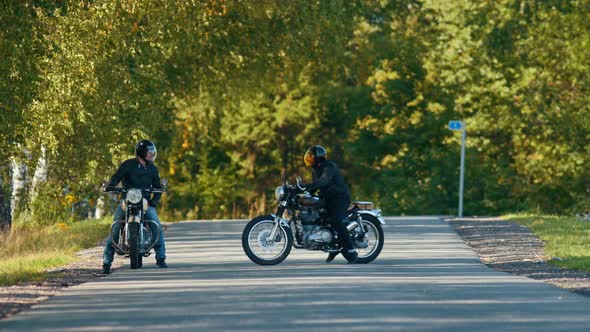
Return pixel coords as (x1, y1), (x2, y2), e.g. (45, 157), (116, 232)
(306, 160), (350, 200)
(106, 158), (162, 206)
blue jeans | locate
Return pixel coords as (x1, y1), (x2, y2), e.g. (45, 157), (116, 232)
(103, 204), (166, 266)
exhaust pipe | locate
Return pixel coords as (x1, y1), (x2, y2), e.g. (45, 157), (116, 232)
(346, 221), (358, 231)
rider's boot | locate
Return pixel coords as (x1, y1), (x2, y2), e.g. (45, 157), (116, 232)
(343, 249), (358, 264)
(326, 250), (341, 263)
(156, 258), (168, 268)
(101, 264), (111, 274)
(337, 217), (358, 264)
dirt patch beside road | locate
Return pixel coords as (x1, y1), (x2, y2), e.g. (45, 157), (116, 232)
(448, 218), (590, 297)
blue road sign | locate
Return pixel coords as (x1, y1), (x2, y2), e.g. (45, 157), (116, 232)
(448, 121), (464, 131)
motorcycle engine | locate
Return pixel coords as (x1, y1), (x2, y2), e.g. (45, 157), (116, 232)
(298, 208), (319, 224)
(296, 208), (333, 249)
(302, 225), (333, 250)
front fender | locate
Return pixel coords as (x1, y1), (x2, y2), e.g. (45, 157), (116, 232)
(359, 209), (386, 225)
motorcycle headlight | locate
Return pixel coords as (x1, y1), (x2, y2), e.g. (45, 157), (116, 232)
(274, 186), (285, 202)
(126, 189), (143, 204)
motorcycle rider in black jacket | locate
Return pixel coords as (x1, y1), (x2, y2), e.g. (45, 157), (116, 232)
(101, 140), (167, 274)
(303, 145), (358, 263)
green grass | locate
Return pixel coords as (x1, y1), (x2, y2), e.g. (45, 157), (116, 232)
(503, 214), (590, 272)
(0, 254), (73, 285)
(0, 218), (111, 286)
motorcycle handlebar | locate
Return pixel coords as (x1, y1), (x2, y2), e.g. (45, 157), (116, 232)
(102, 188), (166, 194)
(295, 175), (306, 191)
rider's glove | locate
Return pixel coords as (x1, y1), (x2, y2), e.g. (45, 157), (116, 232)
(148, 199), (158, 208)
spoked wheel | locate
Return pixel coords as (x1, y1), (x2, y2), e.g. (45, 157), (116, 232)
(352, 214), (384, 264)
(242, 215), (293, 265)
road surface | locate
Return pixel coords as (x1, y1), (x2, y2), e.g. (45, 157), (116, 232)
(2, 217), (590, 331)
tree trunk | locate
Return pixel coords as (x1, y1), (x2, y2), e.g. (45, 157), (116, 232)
(94, 196), (106, 219)
(30, 146), (47, 200)
(280, 138), (289, 183)
(0, 165), (12, 232)
(258, 192), (266, 215)
(11, 159), (27, 218)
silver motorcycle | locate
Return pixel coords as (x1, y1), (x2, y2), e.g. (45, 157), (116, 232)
(103, 182), (166, 269)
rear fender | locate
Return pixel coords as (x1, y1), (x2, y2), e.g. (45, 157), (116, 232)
(359, 210), (386, 224)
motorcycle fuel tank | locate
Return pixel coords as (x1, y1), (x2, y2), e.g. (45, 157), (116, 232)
(297, 194), (324, 207)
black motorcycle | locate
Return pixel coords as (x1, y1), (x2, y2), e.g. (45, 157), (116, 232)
(103, 182), (166, 269)
(242, 177), (385, 265)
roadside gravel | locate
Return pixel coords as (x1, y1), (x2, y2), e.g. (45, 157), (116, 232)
(448, 217), (590, 297)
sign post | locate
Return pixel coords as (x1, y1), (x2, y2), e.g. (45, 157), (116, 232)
(448, 121), (466, 217)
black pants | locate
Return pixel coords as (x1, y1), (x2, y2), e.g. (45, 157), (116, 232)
(326, 196), (354, 250)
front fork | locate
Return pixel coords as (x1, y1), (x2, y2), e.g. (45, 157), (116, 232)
(112, 214), (141, 252)
(268, 202), (287, 242)
(125, 215), (141, 244)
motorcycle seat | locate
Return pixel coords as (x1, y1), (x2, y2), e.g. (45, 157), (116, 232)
(351, 201), (374, 210)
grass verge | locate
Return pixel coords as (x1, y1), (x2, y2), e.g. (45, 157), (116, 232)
(503, 214), (590, 272)
(0, 218), (111, 286)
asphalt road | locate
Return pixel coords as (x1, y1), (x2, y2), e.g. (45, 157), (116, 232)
(2, 217), (590, 332)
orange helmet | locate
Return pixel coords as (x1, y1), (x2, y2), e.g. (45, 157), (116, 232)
(304, 145), (327, 167)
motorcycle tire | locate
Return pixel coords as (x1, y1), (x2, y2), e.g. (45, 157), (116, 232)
(242, 215), (293, 266)
(353, 214), (385, 264)
(128, 222), (140, 269)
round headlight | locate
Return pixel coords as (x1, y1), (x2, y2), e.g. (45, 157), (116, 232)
(274, 186), (285, 202)
(126, 189), (143, 204)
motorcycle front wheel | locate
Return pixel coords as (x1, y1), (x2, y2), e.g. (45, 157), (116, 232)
(128, 222), (140, 269)
(242, 215), (293, 266)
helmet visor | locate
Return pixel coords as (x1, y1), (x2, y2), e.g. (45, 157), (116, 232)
(146, 145), (157, 162)
(304, 150), (315, 167)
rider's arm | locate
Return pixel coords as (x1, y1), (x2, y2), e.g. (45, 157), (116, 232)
(105, 160), (130, 190)
(149, 167), (162, 207)
(306, 164), (335, 192)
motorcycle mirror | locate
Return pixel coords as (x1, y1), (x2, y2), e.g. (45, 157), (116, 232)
(161, 179), (168, 189)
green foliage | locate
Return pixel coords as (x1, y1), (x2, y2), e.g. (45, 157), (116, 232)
(2, 0), (590, 221)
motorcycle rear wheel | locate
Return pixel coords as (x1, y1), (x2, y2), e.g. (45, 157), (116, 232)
(352, 214), (384, 264)
(242, 215), (293, 266)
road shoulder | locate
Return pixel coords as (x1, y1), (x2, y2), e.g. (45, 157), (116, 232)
(448, 217), (590, 297)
